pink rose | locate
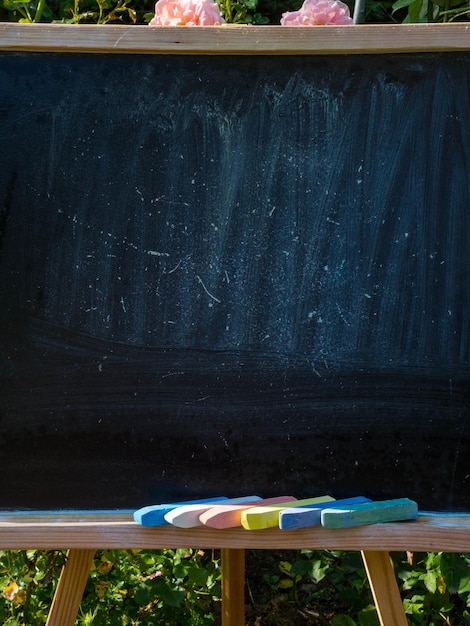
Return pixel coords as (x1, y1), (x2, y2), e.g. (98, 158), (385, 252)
(280, 0), (353, 25)
(149, 0), (225, 25)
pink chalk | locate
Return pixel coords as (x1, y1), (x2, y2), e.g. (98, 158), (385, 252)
(199, 496), (297, 529)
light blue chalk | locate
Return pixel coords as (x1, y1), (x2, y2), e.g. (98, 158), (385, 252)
(134, 497), (229, 526)
(321, 498), (418, 529)
(279, 496), (371, 530)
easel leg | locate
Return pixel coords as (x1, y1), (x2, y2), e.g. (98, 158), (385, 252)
(361, 551), (408, 626)
(46, 549), (95, 626)
(221, 548), (245, 626)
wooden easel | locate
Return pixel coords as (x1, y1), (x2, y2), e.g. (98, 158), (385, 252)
(1, 513), (469, 626)
(1, 21), (470, 626)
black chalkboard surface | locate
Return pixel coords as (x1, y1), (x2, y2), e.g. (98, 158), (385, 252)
(1, 51), (469, 511)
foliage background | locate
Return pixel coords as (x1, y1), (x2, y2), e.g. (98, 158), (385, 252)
(1, 547), (470, 624)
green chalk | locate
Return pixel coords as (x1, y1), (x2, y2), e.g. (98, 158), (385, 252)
(321, 498), (418, 529)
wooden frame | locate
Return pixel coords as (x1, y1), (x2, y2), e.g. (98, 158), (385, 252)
(2, 21), (470, 625)
(1, 23), (470, 55)
(0, 513), (469, 625)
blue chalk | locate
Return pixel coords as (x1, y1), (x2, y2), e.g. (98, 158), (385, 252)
(134, 497), (229, 526)
(279, 496), (371, 530)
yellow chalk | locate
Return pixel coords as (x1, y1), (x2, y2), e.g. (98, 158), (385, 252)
(241, 495), (335, 530)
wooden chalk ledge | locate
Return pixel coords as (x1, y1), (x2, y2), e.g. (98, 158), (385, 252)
(0, 512), (468, 551)
(0, 513), (469, 626)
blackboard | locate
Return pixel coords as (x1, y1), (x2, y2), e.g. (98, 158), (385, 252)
(1, 50), (469, 511)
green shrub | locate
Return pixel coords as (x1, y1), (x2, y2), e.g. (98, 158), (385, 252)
(0, 548), (221, 625)
(2, 548), (470, 624)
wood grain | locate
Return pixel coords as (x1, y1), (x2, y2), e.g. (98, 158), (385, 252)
(221, 549), (245, 626)
(0, 514), (469, 552)
(361, 551), (409, 626)
(45, 549), (95, 626)
(1, 23), (470, 55)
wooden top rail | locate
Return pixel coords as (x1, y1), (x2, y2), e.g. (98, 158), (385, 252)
(0, 513), (469, 552)
(1, 23), (470, 55)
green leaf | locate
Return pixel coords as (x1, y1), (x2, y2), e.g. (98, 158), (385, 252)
(331, 615), (357, 626)
(422, 571), (437, 594)
(158, 584), (184, 607)
(188, 566), (209, 587)
(139, 552), (157, 566)
(459, 574), (470, 595)
(291, 559), (311, 577)
(395, 0), (426, 21)
(431, 0), (462, 8)
(309, 558), (330, 584)
(358, 606), (380, 626)
(172, 563), (188, 581)
(133, 585), (150, 605)
(340, 552), (364, 572)
(424, 552), (439, 569)
(392, 0), (415, 11)
(278, 561), (292, 576)
(403, 595), (425, 615)
(400, 569), (421, 591)
(441, 553), (470, 594)
(408, 0), (428, 21)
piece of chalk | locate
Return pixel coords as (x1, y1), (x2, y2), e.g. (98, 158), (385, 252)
(199, 496), (298, 529)
(279, 496), (371, 530)
(134, 496), (229, 527)
(241, 496), (335, 530)
(164, 495), (262, 528)
(321, 498), (418, 529)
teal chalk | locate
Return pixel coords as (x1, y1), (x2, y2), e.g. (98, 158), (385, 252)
(321, 498), (418, 529)
(134, 497), (229, 526)
(279, 496), (371, 530)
